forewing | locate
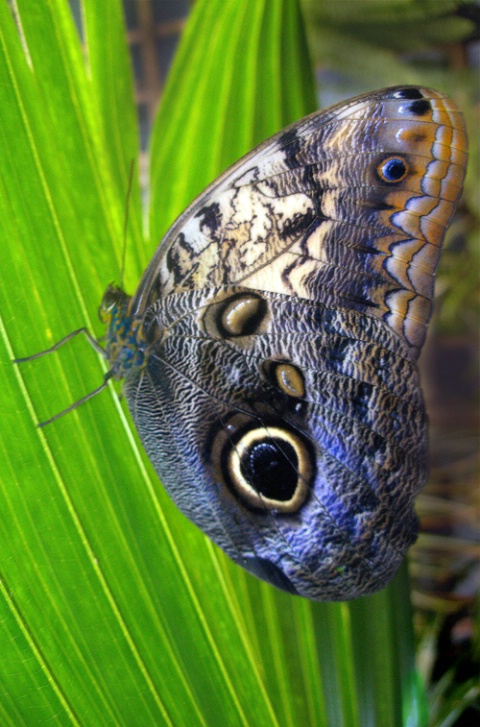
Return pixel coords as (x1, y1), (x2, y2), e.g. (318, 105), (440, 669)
(134, 86), (467, 353)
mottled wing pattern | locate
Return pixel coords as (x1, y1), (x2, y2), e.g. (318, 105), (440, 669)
(133, 87), (467, 352)
(108, 86), (467, 601)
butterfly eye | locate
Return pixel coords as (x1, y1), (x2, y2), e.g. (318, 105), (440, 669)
(223, 424), (314, 513)
(261, 359), (305, 399)
(98, 284), (126, 320)
(377, 156), (408, 184)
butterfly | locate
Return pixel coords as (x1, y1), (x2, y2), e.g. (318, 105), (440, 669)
(21, 86), (468, 601)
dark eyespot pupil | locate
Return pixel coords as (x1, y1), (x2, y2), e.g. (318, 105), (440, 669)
(382, 158), (406, 181)
(242, 439), (298, 501)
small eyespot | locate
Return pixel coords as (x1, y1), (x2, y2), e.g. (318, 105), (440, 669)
(261, 359), (306, 398)
(202, 291), (269, 340)
(221, 293), (267, 336)
(220, 423), (315, 513)
(393, 88), (423, 100)
(402, 99), (431, 117)
(377, 156), (408, 184)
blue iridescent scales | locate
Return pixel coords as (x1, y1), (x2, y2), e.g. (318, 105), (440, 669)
(103, 87), (467, 600)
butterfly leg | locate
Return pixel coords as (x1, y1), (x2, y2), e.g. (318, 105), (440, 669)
(35, 372), (114, 428)
(14, 328), (113, 428)
(13, 327), (108, 363)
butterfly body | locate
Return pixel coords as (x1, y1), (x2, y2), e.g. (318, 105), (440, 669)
(101, 86), (466, 600)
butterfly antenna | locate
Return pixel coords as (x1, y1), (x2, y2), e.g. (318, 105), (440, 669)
(120, 159), (136, 289)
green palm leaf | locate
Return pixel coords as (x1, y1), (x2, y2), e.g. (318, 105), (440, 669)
(0, 1), (428, 724)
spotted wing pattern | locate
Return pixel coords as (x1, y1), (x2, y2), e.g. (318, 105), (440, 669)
(104, 86), (467, 601)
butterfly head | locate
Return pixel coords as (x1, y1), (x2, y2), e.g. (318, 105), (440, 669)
(99, 284), (147, 380)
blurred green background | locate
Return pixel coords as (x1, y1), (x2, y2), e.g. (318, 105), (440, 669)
(0, 1), (478, 725)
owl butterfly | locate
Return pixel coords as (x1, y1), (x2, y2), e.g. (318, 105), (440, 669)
(31, 86), (468, 601)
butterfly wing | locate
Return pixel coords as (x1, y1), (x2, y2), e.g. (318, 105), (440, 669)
(123, 86), (467, 600)
(133, 86), (466, 352)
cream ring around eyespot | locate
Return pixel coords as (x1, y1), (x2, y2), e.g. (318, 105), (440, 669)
(226, 426), (312, 513)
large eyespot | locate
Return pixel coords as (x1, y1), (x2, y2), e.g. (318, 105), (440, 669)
(377, 156), (408, 184)
(261, 359), (305, 399)
(202, 291), (270, 340)
(221, 422), (315, 513)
